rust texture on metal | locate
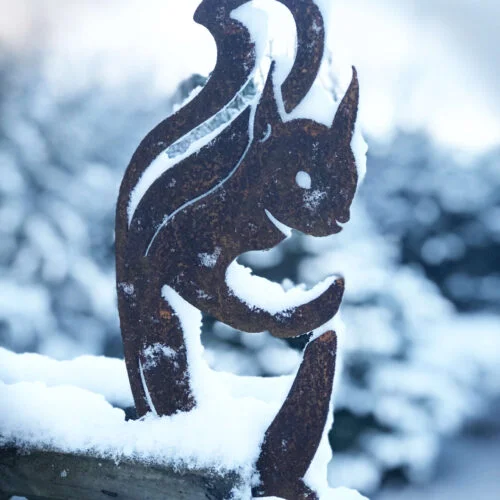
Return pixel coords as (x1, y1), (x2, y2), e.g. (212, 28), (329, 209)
(276, 0), (325, 114)
(116, 0), (258, 416)
(115, 0), (359, 497)
(254, 331), (338, 500)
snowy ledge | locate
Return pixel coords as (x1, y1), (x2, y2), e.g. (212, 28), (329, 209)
(0, 445), (241, 500)
(0, 348), (368, 500)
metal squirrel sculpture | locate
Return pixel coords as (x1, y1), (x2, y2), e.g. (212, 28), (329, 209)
(115, 1), (359, 498)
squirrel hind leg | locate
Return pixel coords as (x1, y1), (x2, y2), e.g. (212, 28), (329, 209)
(136, 297), (197, 417)
(254, 331), (337, 500)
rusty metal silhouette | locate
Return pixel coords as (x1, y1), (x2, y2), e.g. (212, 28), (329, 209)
(116, 1), (359, 498)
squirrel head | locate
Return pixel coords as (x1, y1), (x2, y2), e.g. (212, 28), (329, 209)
(255, 65), (359, 237)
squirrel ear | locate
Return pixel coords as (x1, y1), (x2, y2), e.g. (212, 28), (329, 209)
(330, 66), (359, 147)
(255, 62), (282, 137)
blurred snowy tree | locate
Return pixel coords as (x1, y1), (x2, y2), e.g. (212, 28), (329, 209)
(364, 136), (500, 313)
(0, 55), (204, 358)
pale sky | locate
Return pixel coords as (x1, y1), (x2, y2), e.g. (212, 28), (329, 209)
(1, 0), (499, 155)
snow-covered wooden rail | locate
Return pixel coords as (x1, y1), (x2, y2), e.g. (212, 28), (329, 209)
(0, 445), (242, 500)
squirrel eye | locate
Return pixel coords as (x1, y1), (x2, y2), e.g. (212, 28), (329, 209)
(295, 171), (311, 189)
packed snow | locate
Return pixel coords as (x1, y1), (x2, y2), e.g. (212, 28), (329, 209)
(226, 261), (340, 316)
(0, 347), (132, 407)
(0, 344), (366, 500)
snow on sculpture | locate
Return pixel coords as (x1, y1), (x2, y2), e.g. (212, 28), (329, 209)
(115, 1), (359, 498)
